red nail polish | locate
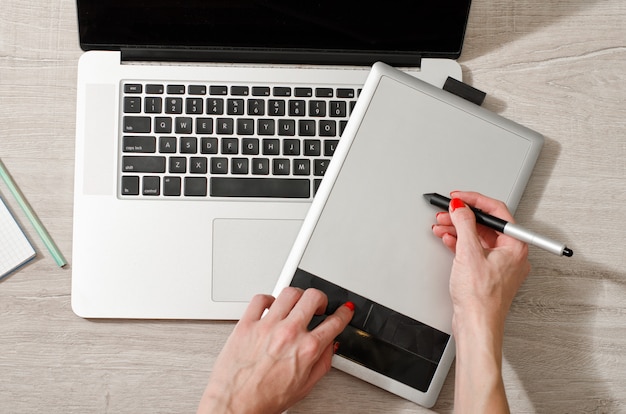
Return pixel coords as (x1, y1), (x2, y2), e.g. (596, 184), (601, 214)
(450, 198), (465, 212)
(344, 301), (355, 311)
(333, 342), (340, 354)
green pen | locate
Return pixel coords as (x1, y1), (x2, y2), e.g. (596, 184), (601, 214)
(0, 159), (67, 268)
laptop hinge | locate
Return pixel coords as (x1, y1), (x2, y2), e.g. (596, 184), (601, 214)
(120, 48), (423, 67)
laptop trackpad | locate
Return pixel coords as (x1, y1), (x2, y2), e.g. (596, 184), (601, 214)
(212, 218), (303, 302)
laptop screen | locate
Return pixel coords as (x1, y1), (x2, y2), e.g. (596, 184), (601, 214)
(76, 1), (472, 65)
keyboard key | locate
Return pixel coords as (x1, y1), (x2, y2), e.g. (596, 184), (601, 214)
(231, 86), (249, 96)
(236, 119), (255, 135)
(146, 84), (164, 94)
(167, 85), (185, 94)
(196, 118), (213, 134)
(263, 139), (280, 155)
(207, 98), (224, 115)
(159, 137), (177, 153)
(216, 118), (234, 134)
(273, 87), (291, 97)
(123, 116), (151, 133)
(164, 176), (181, 196)
(221, 138), (239, 154)
(165, 97), (183, 114)
(188, 85), (207, 95)
(231, 158), (249, 174)
(227, 99), (245, 115)
(121, 176), (140, 195)
(309, 101), (326, 117)
(201, 137), (218, 154)
(242, 138), (259, 155)
(324, 140), (339, 156)
(155, 117), (172, 133)
(293, 159), (311, 175)
(319, 120), (336, 137)
(123, 136), (156, 153)
(186, 98), (204, 114)
(124, 97), (141, 113)
(289, 100), (306, 116)
(190, 157), (208, 174)
(258, 119), (275, 135)
(124, 84), (142, 94)
(336, 88), (355, 98)
(273, 159), (290, 175)
(252, 158), (270, 175)
(169, 157), (187, 173)
(268, 100), (286, 116)
(142, 176), (160, 196)
(299, 120), (316, 136)
(211, 157), (228, 174)
(252, 86), (270, 96)
(295, 87), (313, 97)
(248, 99), (265, 116)
(210, 85), (228, 95)
(283, 139), (300, 155)
(330, 101), (347, 117)
(303, 139), (321, 156)
(210, 178), (310, 198)
(175, 117), (193, 134)
(314, 159), (330, 176)
(144, 97), (162, 113)
(184, 177), (207, 196)
(122, 156), (166, 173)
(278, 119), (296, 136)
(315, 88), (333, 97)
(180, 137), (197, 153)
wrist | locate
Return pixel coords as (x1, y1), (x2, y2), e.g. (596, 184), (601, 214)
(197, 380), (239, 414)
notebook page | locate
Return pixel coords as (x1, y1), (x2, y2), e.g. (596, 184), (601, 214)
(0, 195), (36, 278)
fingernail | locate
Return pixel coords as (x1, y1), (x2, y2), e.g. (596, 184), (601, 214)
(343, 301), (355, 311)
(333, 342), (340, 354)
(436, 212), (445, 219)
(450, 198), (465, 212)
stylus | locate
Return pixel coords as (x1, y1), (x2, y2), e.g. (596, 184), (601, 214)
(423, 193), (573, 257)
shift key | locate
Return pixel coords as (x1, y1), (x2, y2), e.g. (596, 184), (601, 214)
(123, 156), (166, 173)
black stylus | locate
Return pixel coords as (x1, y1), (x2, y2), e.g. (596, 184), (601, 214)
(423, 193), (573, 257)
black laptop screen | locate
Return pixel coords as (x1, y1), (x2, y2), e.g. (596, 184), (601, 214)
(76, 0), (471, 65)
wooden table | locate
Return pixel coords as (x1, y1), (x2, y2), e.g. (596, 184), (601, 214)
(1, 0), (624, 412)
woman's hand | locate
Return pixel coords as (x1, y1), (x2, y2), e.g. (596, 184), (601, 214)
(197, 287), (354, 414)
(431, 191), (531, 414)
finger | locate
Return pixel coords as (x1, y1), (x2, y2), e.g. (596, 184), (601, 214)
(288, 288), (329, 325)
(310, 302), (354, 347)
(241, 293), (275, 322)
(448, 198), (484, 257)
(264, 287), (304, 321)
(450, 191), (515, 223)
(435, 211), (452, 226)
(432, 224), (456, 239)
(441, 232), (458, 254)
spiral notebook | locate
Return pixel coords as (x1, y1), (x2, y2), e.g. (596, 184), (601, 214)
(0, 195), (36, 279)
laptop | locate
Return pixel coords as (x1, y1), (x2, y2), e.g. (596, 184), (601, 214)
(71, 1), (473, 319)
(273, 62), (544, 406)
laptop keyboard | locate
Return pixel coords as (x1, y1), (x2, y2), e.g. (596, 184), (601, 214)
(120, 82), (359, 199)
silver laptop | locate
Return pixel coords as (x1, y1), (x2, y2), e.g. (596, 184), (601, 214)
(71, 1), (473, 319)
(273, 62), (544, 406)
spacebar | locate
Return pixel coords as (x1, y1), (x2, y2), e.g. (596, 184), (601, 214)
(211, 177), (310, 198)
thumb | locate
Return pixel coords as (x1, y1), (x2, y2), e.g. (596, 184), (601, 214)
(449, 198), (483, 256)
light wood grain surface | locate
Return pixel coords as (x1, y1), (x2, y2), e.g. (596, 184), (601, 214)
(1, 0), (625, 412)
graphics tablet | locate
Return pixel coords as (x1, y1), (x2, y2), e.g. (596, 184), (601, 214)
(272, 62), (544, 407)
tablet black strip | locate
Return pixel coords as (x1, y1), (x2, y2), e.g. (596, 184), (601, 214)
(290, 268), (451, 392)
